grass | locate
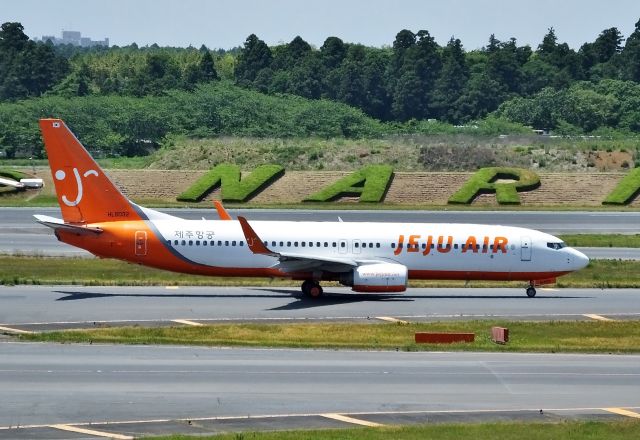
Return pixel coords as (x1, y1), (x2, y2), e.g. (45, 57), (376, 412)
(19, 320), (640, 353)
(2, 257), (640, 287)
(304, 165), (394, 203)
(559, 234), (640, 248)
(176, 163), (284, 202)
(145, 420), (640, 440)
(447, 167), (540, 205)
(603, 167), (640, 205)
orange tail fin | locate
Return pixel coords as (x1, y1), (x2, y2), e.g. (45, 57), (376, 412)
(39, 119), (141, 224)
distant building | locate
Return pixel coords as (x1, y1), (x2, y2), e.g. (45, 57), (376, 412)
(37, 30), (109, 47)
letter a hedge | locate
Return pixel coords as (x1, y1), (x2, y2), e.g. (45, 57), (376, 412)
(177, 164), (284, 202)
(603, 168), (640, 205)
(304, 165), (394, 203)
(448, 167), (540, 205)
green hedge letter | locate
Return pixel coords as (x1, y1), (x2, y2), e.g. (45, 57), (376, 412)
(177, 164), (284, 203)
(448, 167), (540, 205)
(603, 168), (640, 205)
(304, 165), (394, 203)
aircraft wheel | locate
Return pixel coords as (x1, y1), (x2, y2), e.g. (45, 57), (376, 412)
(301, 280), (314, 296)
(526, 286), (537, 298)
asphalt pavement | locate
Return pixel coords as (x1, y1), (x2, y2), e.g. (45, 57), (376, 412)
(0, 343), (638, 438)
(1, 286), (639, 331)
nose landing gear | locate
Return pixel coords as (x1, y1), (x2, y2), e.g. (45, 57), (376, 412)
(301, 280), (323, 298)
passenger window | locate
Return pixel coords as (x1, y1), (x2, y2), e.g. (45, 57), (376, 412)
(287, 241), (291, 247)
(203, 241), (207, 246)
(225, 241), (229, 246)
(174, 240), (178, 245)
(324, 242), (328, 247)
(317, 242), (321, 247)
(354, 242), (359, 248)
(181, 240), (186, 245)
(309, 242), (313, 247)
(376, 243), (380, 248)
(196, 240), (200, 246)
(454, 244), (458, 249)
(218, 240), (222, 246)
(332, 242), (337, 247)
(294, 242), (299, 247)
(240, 241), (244, 246)
(272, 241), (276, 247)
(232, 241), (236, 246)
(280, 241), (284, 246)
(391, 243), (395, 248)
(341, 242), (346, 248)
(422, 243), (426, 249)
(188, 240), (193, 246)
(301, 242), (306, 247)
(210, 240), (215, 246)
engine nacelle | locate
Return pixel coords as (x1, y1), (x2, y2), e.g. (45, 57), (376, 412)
(341, 263), (408, 293)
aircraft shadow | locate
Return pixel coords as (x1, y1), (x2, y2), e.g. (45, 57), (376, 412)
(255, 288), (413, 310)
(53, 290), (293, 301)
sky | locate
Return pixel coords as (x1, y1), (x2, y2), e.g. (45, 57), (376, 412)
(4, 0), (640, 51)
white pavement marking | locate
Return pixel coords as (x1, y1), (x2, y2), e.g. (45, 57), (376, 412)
(321, 413), (385, 427)
(172, 319), (204, 326)
(0, 325), (35, 335)
(583, 314), (614, 321)
(375, 316), (408, 324)
(603, 407), (640, 418)
(50, 424), (133, 439)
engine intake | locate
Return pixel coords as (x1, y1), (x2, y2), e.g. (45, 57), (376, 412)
(340, 263), (408, 293)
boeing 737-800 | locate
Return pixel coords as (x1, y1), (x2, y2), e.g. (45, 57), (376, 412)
(36, 119), (589, 298)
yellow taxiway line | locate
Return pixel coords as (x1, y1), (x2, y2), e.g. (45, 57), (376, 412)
(172, 319), (204, 326)
(0, 325), (35, 335)
(321, 413), (385, 427)
(603, 407), (640, 418)
(583, 314), (614, 322)
(375, 316), (408, 324)
(50, 424), (133, 439)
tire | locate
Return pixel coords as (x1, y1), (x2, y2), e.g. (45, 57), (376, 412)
(526, 287), (537, 298)
(301, 280), (314, 295)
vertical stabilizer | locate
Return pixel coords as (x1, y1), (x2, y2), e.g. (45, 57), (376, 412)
(39, 118), (141, 224)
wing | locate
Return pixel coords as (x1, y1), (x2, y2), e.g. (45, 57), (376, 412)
(237, 216), (361, 273)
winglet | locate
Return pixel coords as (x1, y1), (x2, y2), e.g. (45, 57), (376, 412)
(214, 200), (232, 220)
(237, 216), (276, 256)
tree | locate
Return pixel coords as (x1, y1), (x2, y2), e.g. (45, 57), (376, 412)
(432, 37), (469, 122)
(320, 36), (346, 69)
(199, 50), (219, 81)
(0, 22), (68, 101)
(235, 34), (272, 85)
(623, 18), (640, 82)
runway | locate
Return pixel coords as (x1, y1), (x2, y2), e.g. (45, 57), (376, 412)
(1, 207), (640, 259)
(1, 286), (639, 331)
(0, 343), (638, 438)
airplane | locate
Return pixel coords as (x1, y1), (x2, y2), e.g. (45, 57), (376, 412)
(35, 118), (589, 298)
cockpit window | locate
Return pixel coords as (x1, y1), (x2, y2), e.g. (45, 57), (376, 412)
(547, 242), (566, 250)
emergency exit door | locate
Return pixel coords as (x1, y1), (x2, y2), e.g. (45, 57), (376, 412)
(135, 231), (147, 256)
(520, 236), (531, 261)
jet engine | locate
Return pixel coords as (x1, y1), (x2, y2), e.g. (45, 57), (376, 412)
(340, 263), (408, 293)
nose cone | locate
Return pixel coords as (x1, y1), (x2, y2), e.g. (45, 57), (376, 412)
(569, 248), (590, 270)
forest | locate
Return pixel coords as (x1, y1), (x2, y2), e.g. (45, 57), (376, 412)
(2, 19), (640, 157)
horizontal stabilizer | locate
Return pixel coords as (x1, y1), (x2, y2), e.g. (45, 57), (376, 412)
(34, 214), (102, 235)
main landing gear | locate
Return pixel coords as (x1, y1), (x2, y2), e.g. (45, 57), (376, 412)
(301, 280), (323, 298)
(526, 284), (537, 298)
